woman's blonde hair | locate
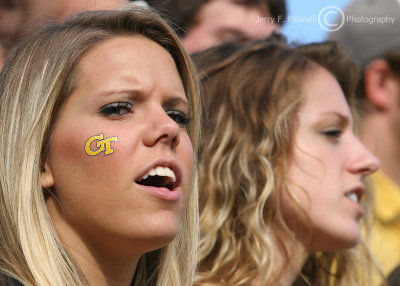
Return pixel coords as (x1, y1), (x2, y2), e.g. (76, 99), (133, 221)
(0, 5), (200, 286)
(193, 34), (378, 285)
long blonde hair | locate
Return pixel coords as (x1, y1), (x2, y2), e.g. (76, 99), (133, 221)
(193, 34), (377, 285)
(0, 5), (200, 286)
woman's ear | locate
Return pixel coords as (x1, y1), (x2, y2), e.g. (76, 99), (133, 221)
(40, 163), (54, 189)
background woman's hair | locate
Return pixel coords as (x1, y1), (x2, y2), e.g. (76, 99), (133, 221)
(0, 4), (201, 286)
(193, 34), (379, 285)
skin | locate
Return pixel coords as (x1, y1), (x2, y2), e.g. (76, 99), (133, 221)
(279, 66), (380, 285)
(42, 36), (194, 286)
(182, 0), (279, 54)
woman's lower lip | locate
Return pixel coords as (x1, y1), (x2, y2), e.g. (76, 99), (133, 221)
(347, 198), (365, 216)
(139, 185), (182, 201)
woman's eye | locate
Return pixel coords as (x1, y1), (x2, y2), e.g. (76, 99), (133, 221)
(167, 110), (190, 127)
(100, 102), (133, 117)
(322, 129), (342, 139)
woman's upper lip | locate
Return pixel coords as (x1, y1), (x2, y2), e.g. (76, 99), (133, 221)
(345, 185), (366, 201)
(135, 158), (182, 187)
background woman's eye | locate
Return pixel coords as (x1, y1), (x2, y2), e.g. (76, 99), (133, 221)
(167, 110), (190, 127)
(323, 129), (342, 138)
(100, 102), (133, 117)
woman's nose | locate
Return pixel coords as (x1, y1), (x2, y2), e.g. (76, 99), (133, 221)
(142, 107), (180, 150)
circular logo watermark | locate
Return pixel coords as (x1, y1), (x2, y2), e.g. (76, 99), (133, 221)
(318, 6), (345, 32)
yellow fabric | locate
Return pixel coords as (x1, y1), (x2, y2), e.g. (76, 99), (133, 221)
(370, 171), (400, 278)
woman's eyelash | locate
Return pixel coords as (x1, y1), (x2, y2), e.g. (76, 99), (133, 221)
(99, 103), (189, 126)
(167, 110), (190, 127)
(100, 102), (133, 117)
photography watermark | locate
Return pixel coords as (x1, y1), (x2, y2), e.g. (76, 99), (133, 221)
(318, 6), (396, 32)
(257, 5), (397, 32)
(318, 6), (345, 32)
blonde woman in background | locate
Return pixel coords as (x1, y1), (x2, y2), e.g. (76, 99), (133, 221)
(193, 34), (381, 285)
(0, 5), (201, 286)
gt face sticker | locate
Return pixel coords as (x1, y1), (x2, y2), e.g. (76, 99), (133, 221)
(85, 133), (119, 156)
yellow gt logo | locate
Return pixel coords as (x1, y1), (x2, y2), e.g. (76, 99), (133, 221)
(85, 133), (119, 156)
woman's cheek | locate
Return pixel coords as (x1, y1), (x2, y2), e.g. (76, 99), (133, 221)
(179, 134), (195, 202)
(84, 132), (120, 157)
(51, 128), (123, 182)
(80, 132), (129, 179)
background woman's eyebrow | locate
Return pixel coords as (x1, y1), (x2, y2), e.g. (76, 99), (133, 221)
(319, 112), (350, 127)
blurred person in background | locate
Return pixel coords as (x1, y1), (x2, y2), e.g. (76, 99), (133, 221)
(148, 0), (286, 54)
(329, 0), (400, 281)
(0, 0), (131, 69)
(1, 0), (286, 66)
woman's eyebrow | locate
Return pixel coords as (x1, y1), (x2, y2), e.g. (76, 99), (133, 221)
(96, 88), (143, 98)
(163, 97), (189, 110)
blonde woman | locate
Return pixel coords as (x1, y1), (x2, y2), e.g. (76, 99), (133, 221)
(0, 5), (200, 286)
(194, 35), (381, 285)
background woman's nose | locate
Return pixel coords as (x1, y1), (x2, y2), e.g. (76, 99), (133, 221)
(348, 139), (380, 176)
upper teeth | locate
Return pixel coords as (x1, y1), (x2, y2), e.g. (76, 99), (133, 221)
(141, 166), (176, 183)
(346, 193), (358, 203)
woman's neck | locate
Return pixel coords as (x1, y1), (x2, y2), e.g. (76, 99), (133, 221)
(71, 247), (138, 286)
(273, 238), (308, 286)
(252, 229), (309, 286)
(46, 198), (139, 286)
